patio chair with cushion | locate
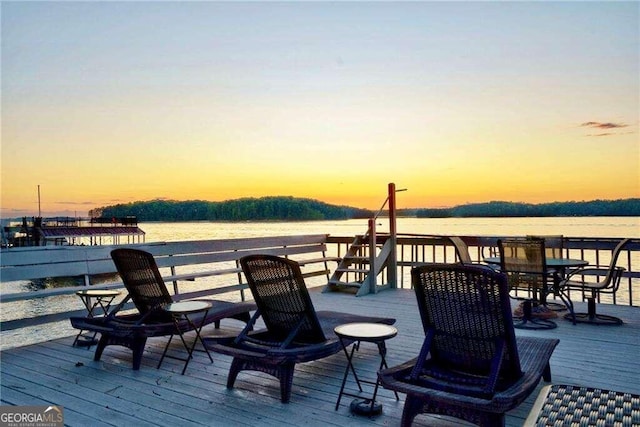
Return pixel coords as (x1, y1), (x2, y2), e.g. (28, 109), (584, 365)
(70, 248), (256, 370)
(378, 263), (559, 427)
(560, 238), (630, 325)
(203, 254), (396, 403)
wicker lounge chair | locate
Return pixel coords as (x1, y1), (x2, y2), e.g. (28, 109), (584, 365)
(560, 238), (630, 325)
(203, 254), (396, 403)
(378, 264), (559, 427)
(70, 248), (256, 370)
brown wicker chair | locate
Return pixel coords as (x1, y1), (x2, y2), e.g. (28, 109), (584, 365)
(378, 264), (559, 427)
(204, 254), (396, 403)
(70, 248), (256, 370)
(560, 238), (630, 325)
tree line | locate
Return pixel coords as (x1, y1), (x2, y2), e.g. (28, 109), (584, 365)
(415, 199), (640, 218)
(89, 197), (373, 222)
(89, 197), (640, 222)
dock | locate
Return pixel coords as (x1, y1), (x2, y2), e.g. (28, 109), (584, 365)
(2, 287), (639, 426)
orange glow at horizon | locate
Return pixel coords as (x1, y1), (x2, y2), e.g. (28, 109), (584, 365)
(1, 2), (638, 218)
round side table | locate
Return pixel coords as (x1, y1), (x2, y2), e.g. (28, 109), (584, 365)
(157, 300), (214, 375)
(334, 322), (399, 415)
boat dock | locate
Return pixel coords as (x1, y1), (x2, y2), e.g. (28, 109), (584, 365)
(1, 216), (145, 247)
(2, 287), (639, 426)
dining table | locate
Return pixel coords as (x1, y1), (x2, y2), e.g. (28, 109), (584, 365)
(483, 256), (589, 309)
(483, 256), (589, 272)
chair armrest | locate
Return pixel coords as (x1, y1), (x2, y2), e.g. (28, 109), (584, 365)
(565, 267), (623, 280)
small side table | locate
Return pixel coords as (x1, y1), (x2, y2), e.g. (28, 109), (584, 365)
(524, 384), (640, 426)
(334, 322), (399, 415)
(157, 300), (214, 375)
(73, 289), (121, 348)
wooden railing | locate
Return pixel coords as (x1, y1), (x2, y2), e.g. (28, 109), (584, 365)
(1, 234), (638, 333)
(0, 234), (339, 331)
(327, 235), (640, 306)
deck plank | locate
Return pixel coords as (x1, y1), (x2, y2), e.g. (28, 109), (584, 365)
(1, 287), (639, 427)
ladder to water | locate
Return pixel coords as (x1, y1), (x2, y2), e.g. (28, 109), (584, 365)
(323, 183), (403, 296)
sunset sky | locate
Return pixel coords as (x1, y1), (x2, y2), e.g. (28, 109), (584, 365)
(2, 1), (638, 217)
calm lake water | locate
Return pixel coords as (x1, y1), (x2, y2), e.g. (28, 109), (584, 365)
(140, 216), (640, 241)
(1, 217), (638, 350)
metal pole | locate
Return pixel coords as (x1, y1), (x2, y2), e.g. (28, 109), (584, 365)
(368, 218), (376, 294)
(388, 183), (398, 289)
(37, 185), (41, 217)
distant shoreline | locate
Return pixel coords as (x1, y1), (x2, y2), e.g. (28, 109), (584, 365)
(39, 197), (640, 222)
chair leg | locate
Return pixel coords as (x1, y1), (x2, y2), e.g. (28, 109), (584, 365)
(93, 334), (109, 362)
(227, 358), (243, 389)
(401, 395), (422, 427)
(543, 362), (552, 382)
(278, 363), (295, 403)
(478, 413), (505, 427)
(563, 297), (624, 325)
(131, 337), (147, 370)
(557, 290), (576, 325)
(401, 394), (507, 427)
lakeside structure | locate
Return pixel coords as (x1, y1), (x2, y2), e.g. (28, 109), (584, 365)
(1, 216), (145, 248)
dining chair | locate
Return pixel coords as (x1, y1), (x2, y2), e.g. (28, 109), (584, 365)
(527, 235), (564, 259)
(526, 235), (567, 312)
(560, 238), (630, 325)
(448, 236), (473, 265)
(498, 238), (557, 329)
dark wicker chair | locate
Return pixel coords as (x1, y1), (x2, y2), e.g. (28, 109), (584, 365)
(560, 238), (630, 325)
(204, 254), (396, 403)
(498, 238), (561, 330)
(378, 264), (559, 427)
(70, 248), (256, 370)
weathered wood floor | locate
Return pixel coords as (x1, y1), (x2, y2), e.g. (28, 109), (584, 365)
(2, 288), (639, 426)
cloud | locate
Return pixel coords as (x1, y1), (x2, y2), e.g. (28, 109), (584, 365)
(580, 121), (628, 129)
(580, 121), (633, 137)
(586, 133), (614, 137)
(57, 201), (94, 205)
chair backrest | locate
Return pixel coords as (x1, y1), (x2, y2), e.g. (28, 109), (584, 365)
(110, 248), (173, 322)
(410, 264), (522, 397)
(498, 238), (548, 292)
(448, 236), (473, 265)
(527, 235), (564, 259)
(603, 238), (631, 284)
(239, 254), (326, 344)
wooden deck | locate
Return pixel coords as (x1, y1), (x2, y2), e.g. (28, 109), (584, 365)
(2, 288), (639, 426)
